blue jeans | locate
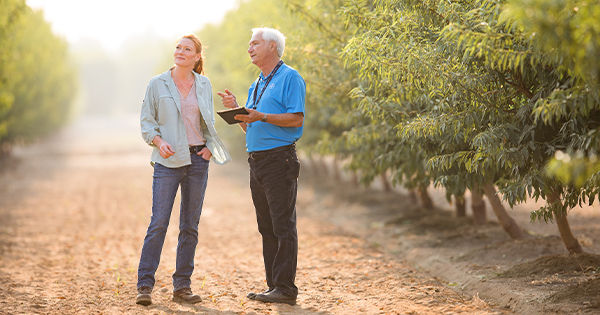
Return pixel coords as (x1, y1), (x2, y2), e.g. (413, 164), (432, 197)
(137, 153), (209, 291)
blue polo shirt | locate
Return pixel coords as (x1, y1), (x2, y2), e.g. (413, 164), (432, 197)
(244, 63), (306, 152)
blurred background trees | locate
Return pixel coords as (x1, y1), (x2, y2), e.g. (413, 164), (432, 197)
(2, 0), (599, 254)
(0, 0), (76, 155)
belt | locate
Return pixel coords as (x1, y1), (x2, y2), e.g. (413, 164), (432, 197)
(249, 143), (295, 160)
(189, 144), (206, 154)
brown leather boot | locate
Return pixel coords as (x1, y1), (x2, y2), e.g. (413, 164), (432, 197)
(172, 287), (202, 304)
(136, 286), (152, 306)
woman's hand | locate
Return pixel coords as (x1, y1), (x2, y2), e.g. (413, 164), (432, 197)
(153, 136), (175, 159)
(198, 147), (212, 161)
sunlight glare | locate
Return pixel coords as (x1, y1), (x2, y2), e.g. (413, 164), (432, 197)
(26, 0), (240, 52)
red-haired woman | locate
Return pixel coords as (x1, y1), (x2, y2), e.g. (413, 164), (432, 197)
(136, 34), (230, 306)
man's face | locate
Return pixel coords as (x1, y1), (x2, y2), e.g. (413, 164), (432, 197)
(248, 32), (276, 66)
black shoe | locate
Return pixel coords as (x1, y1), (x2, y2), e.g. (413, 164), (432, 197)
(136, 286), (152, 306)
(173, 287), (202, 304)
(254, 288), (296, 306)
(247, 288), (274, 300)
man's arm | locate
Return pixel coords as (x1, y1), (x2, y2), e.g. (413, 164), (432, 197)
(234, 109), (303, 127)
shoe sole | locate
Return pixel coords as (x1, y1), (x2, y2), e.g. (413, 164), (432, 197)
(254, 296), (296, 306)
(172, 296), (202, 304)
(136, 298), (152, 306)
(135, 294), (152, 306)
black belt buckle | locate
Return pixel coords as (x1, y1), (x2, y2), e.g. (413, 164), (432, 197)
(189, 144), (206, 154)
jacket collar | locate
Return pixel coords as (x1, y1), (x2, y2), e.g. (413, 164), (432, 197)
(158, 69), (207, 83)
(158, 69), (207, 113)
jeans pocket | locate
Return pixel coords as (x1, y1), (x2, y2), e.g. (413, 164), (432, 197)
(285, 153), (300, 180)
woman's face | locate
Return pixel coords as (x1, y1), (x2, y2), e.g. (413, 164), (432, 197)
(173, 38), (200, 68)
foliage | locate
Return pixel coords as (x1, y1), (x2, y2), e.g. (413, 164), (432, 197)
(335, 0), (599, 227)
(0, 0), (27, 146)
(0, 0), (77, 152)
(197, 0), (598, 247)
(503, 0), (600, 193)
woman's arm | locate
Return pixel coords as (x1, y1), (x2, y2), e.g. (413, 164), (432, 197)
(140, 81), (161, 145)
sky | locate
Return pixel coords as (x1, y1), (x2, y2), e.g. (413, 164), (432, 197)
(26, 0), (241, 52)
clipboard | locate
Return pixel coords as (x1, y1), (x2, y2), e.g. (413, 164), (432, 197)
(217, 107), (249, 124)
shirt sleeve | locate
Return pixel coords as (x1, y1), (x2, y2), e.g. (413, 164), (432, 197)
(284, 72), (306, 114)
(245, 81), (257, 108)
(140, 80), (160, 146)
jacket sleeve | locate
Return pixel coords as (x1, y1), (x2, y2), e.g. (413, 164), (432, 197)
(202, 80), (217, 146)
(207, 80), (216, 126)
(140, 80), (160, 145)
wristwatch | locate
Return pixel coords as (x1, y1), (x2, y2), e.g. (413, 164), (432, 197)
(261, 113), (268, 122)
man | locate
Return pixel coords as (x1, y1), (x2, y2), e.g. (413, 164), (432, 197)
(218, 27), (305, 306)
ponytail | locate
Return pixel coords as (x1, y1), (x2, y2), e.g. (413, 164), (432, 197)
(182, 34), (204, 74)
(193, 57), (203, 75)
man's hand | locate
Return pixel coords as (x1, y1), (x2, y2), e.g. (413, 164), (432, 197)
(197, 147), (212, 161)
(153, 136), (175, 159)
(217, 89), (238, 108)
(234, 108), (264, 124)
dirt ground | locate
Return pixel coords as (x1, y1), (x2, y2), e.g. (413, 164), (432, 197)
(0, 116), (501, 314)
(2, 115), (600, 314)
(300, 164), (600, 313)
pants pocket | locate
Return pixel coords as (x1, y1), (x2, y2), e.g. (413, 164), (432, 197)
(285, 152), (300, 180)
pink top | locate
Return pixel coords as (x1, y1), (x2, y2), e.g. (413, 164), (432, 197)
(180, 81), (206, 146)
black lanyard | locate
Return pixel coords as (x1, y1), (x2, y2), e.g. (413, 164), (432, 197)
(250, 60), (284, 109)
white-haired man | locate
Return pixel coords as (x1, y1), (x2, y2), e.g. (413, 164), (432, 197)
(218, 27), (305, 306)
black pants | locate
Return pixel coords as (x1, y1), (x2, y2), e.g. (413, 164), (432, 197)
(248, 144), (299, 297)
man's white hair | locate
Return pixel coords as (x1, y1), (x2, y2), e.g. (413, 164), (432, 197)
(252, 27), (286, 58)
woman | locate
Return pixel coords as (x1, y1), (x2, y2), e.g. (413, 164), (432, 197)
(136, 34), (230, 306)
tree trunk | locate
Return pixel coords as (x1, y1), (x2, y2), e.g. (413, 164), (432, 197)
(417, 185), (434, 210)
(455, 195), (466, 217)
(471, 189), (487, 225)
(351, 171), (359, 187)
(307, 155), (319, 175)
(318, 157), (329, 175)
(482, 184), (525, 239)
(380, 173), (392, 192)
(332, 158), (341, 182)
(0, 143), (11, 159)
(547, 191), (584, 254)
(408, 189), (418, 204)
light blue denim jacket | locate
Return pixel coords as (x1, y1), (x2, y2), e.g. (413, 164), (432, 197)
(140, 70), (231, 167)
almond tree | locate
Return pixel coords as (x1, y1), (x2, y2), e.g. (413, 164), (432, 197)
(339, 0), (591, 245)
(505, 0), (600, 253)
(0, 0), (76, 154)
